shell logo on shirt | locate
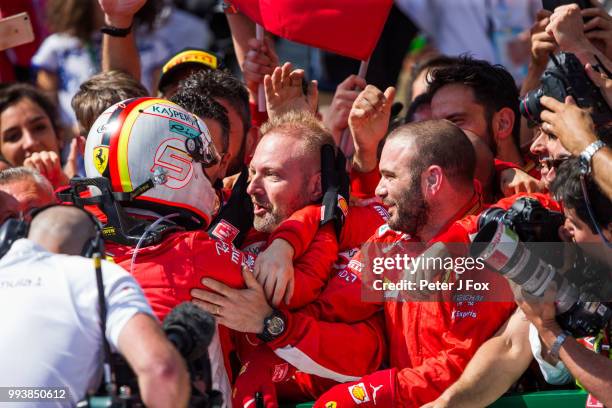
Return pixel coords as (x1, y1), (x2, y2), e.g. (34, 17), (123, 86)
(348, 382), (370, 404)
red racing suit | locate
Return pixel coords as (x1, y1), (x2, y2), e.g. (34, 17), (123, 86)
(105, 230), (248, 320)
(231, 203), (391, 403)
(265, 192), (517, 406)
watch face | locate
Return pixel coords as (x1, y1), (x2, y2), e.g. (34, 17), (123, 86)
(267, 315), (285, 336)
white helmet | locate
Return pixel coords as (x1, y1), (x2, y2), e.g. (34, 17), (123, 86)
(84, 97), (220, 228)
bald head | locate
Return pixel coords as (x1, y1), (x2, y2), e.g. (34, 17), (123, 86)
(28, 206), (97, 255)
(387, 119), (476, 186)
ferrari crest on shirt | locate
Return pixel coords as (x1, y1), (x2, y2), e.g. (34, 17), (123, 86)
(325, 402), (337, 408)
(93, 145), (109, 175)
(348, 382), (370, 404)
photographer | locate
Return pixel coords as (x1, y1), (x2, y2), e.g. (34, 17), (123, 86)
(519, 0), (612, 150)
(518, 157), (612, 407)
(533, 2), (612, 201)
(0, 206), (189, 407)
(540, 95), (612, 200)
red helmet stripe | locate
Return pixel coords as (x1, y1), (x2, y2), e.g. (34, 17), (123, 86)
(108, 97), (159, 192)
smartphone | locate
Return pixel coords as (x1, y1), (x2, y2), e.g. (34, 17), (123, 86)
(542, 0), (591, 11)
(0, 12), (34, 52)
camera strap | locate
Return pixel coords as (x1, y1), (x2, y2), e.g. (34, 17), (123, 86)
(93, 250), (119, 401)
(593, 55), (612, 80)
(579, 174), (612, 248)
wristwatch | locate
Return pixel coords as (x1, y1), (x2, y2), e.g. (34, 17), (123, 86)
(257, 309), (286, 342)
(579, 140), (605, 176)
(101, 23), (133, 37)
(548, 330), (571, 361)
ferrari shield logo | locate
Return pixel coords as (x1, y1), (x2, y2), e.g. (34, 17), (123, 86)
(325, 402), (337, 408)
(93, 145), (109, 175)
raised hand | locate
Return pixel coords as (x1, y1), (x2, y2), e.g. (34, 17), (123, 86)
(349, 85), (395, 172)
(264, 62), (318, 119)
(530, 10), (556, 68)
(98, 0), (147, 27)
(23, 150), (69, 188)
(323, 75), (367, 144)
(582, 0), (612, 59)
(243, 37), (280, 96)
(540, 95), (598, 155)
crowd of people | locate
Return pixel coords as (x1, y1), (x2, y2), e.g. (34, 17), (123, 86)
(0, 0), (611, 407)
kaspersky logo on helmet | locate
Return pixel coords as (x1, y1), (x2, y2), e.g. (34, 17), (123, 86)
(150, 105), (198, 127)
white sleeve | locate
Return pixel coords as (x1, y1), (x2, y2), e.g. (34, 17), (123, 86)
(31, 35), (60, 72)
(101, 261), (156, 351)
(528, 323), (573, 385)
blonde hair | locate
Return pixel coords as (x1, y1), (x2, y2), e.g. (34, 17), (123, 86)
(260, 110), (335, 163)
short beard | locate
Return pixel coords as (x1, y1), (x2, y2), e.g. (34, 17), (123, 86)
(253, 211), (285, 233)
(252, 180), (312, 233)
(388, 175), (429, 237)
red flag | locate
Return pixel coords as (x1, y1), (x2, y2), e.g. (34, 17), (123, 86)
(231, 0), (393, 61)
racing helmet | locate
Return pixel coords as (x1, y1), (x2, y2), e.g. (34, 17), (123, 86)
(84, 97), (220, 228)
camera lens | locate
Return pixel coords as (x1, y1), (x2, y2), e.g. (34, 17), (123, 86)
(470, 220), (577, 309)
(477, 207), (506, 231)
(519, 88), (543, 124)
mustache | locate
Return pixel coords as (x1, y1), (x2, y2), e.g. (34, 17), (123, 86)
(251, 197), (271, 209)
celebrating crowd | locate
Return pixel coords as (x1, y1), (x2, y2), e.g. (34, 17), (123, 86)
(0, 0), (611, 407)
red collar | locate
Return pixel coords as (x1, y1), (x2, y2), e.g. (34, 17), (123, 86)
(433, 190), (482, 240)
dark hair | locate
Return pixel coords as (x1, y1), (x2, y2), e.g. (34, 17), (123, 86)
(407, 54), (460, 102)
(176, 69), (250, 138)
(171, 91), (230, 153)
(427, 55), (521, 151)
(405, 92), (432, 123)
(388, 119), (476, 185)
(551, 156), (611, 234)
(72, 70), (149, 134)
(0, 83), (61, 134)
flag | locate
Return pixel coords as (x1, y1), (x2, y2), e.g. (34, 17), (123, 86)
(230, 0), (393, 61)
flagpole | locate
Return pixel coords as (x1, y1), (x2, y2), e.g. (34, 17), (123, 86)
(339, 58), (370, 158)
(256, 24), (266, 112)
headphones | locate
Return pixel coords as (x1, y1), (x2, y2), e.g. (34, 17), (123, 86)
(0, 204), (104, 259)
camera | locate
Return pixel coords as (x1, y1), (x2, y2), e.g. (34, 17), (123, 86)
(471, 197), (612, 337)
(79, 303), (222, 408)
(477, 196), (565, 245)
(520, 52), (612, 127)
